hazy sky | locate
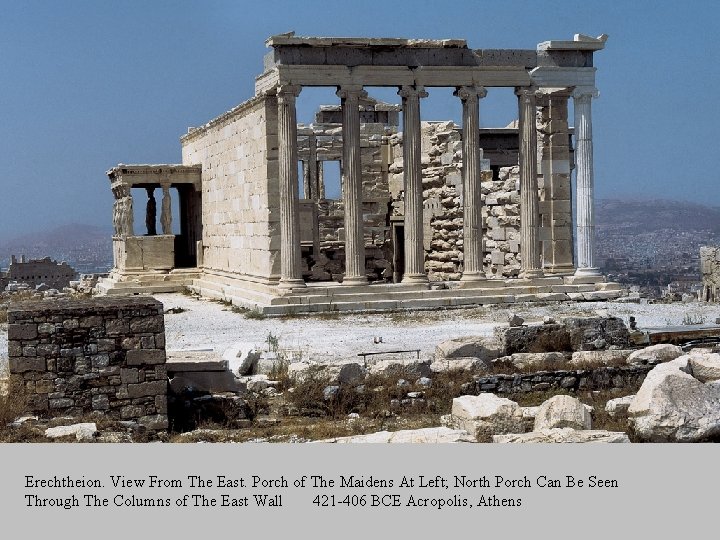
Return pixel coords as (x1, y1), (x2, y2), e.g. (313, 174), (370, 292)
(1, 0), (718, 240)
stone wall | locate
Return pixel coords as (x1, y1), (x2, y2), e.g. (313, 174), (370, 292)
(181, 95), (280, 281)
(473, 364), (654, 394)
(7, 297), (168, 430)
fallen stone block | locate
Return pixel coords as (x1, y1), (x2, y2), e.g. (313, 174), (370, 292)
(628, 356), (720, 442)
(445, 394), (524, 442)
(569, 349), (633, 368)
(430, 356), (490, 374)
(222, 342), (262, 376)
(493, 428), (630, 443)
(435, 336), (502, 361)
(317, 427), (474, 443)
(534, 395), (592, 430)
(367, 358), (431, 379)
(687, 352), (720, 382)
(45, 423), (97, 441)
(626, 344), (683, 365)
(605, 395), (635, 418)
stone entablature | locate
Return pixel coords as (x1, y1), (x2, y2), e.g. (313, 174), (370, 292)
(7, 297), (168, 430)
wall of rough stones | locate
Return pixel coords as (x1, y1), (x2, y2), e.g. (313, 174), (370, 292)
(7, 297), (168, 430)
(181, 95), (280, 281)
(389, 121), (523, 280)
(472, 364), (654, 394)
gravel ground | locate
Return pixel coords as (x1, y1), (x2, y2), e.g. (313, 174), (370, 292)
(2, 296), (720, 372)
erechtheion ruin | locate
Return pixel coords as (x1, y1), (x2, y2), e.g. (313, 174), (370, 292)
(98, 32), (623, 313)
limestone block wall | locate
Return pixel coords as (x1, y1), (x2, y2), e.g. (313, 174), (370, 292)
(181, 95), (280, 281)
(297, 122), (395, 282)
(7, 297), (168, 430)
(389, 121), (523, 280)
(700, 246), (720, 301)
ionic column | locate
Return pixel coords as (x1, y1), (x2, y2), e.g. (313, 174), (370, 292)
(337, 85), (368, 285)
(516, 87), (543, 279)
(277, 84), (306, 289)
(160, 183), (172, 234)
(573, 87), (601, 276)
(399, 85), (429, 283)
(455, 85), (487, 281)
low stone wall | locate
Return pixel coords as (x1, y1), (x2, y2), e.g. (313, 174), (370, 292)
(7, 297), (168, 430)
(472, 364), (655, 395)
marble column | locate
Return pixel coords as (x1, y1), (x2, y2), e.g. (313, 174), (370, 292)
(337, 85), (368, 285)
(516, 87), (543, 279)
(573, 87), (601, 277)
(160, 183), (172, 234)
(455, 85), (487, 281)
(399, 85), (429, 283)
(277, 84), (306, 289)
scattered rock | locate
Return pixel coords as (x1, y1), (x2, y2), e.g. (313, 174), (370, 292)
(222, 342), (262, 375)
(493, 428), (630, 443)
(626, 344), (683, 365)
(508, 314), (524, 327)
(417, 377), (432, 387)
(534, 395), (592, 431)
(323, 386), (340, 400)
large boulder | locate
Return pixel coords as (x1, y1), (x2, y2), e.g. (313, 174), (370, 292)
(626, 344), (683, 365)
(435, 336), (502, 361)
(533, 395), (592, 431)
(493, 428), (630, 444)
(445, 394), (524, 442)
(628, 356), (720, 442)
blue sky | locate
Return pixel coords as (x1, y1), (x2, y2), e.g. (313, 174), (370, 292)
(1, 0), (718, 239)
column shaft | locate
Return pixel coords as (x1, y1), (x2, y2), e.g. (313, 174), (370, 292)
(399, 85), (428, 283)
(516, 87), (543, 278)
(277, 85), (306, 289)
(337, 85), (368, 285)
(573, 88), (600, 276)
(455, 85), (487, 281)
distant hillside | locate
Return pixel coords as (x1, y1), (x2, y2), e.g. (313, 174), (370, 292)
(0, 223), (111, 251)
(596, 199), (720, 233)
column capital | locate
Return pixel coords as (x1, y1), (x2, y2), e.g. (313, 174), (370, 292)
(454, 85), (487, 101)
(336, 85), (367, 100)
(398, 85), (429, 99)
(276, 84), (302, 98)
(572, 86), (599, 100)
(514, 86), (542, 101)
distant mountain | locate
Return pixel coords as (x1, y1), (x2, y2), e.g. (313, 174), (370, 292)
(0, 223), (113, 273)
(596, 199), (720, 233)
(0, 223), (111, 251)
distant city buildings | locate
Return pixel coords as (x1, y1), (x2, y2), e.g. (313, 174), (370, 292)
(0, 255), (78, 290)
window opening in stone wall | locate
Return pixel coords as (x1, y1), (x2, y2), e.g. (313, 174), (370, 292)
(297, 160), (305, 198)
(322, 160), (342, 200)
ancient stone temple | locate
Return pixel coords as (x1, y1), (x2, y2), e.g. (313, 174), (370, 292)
(97, 33), (622, 313)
